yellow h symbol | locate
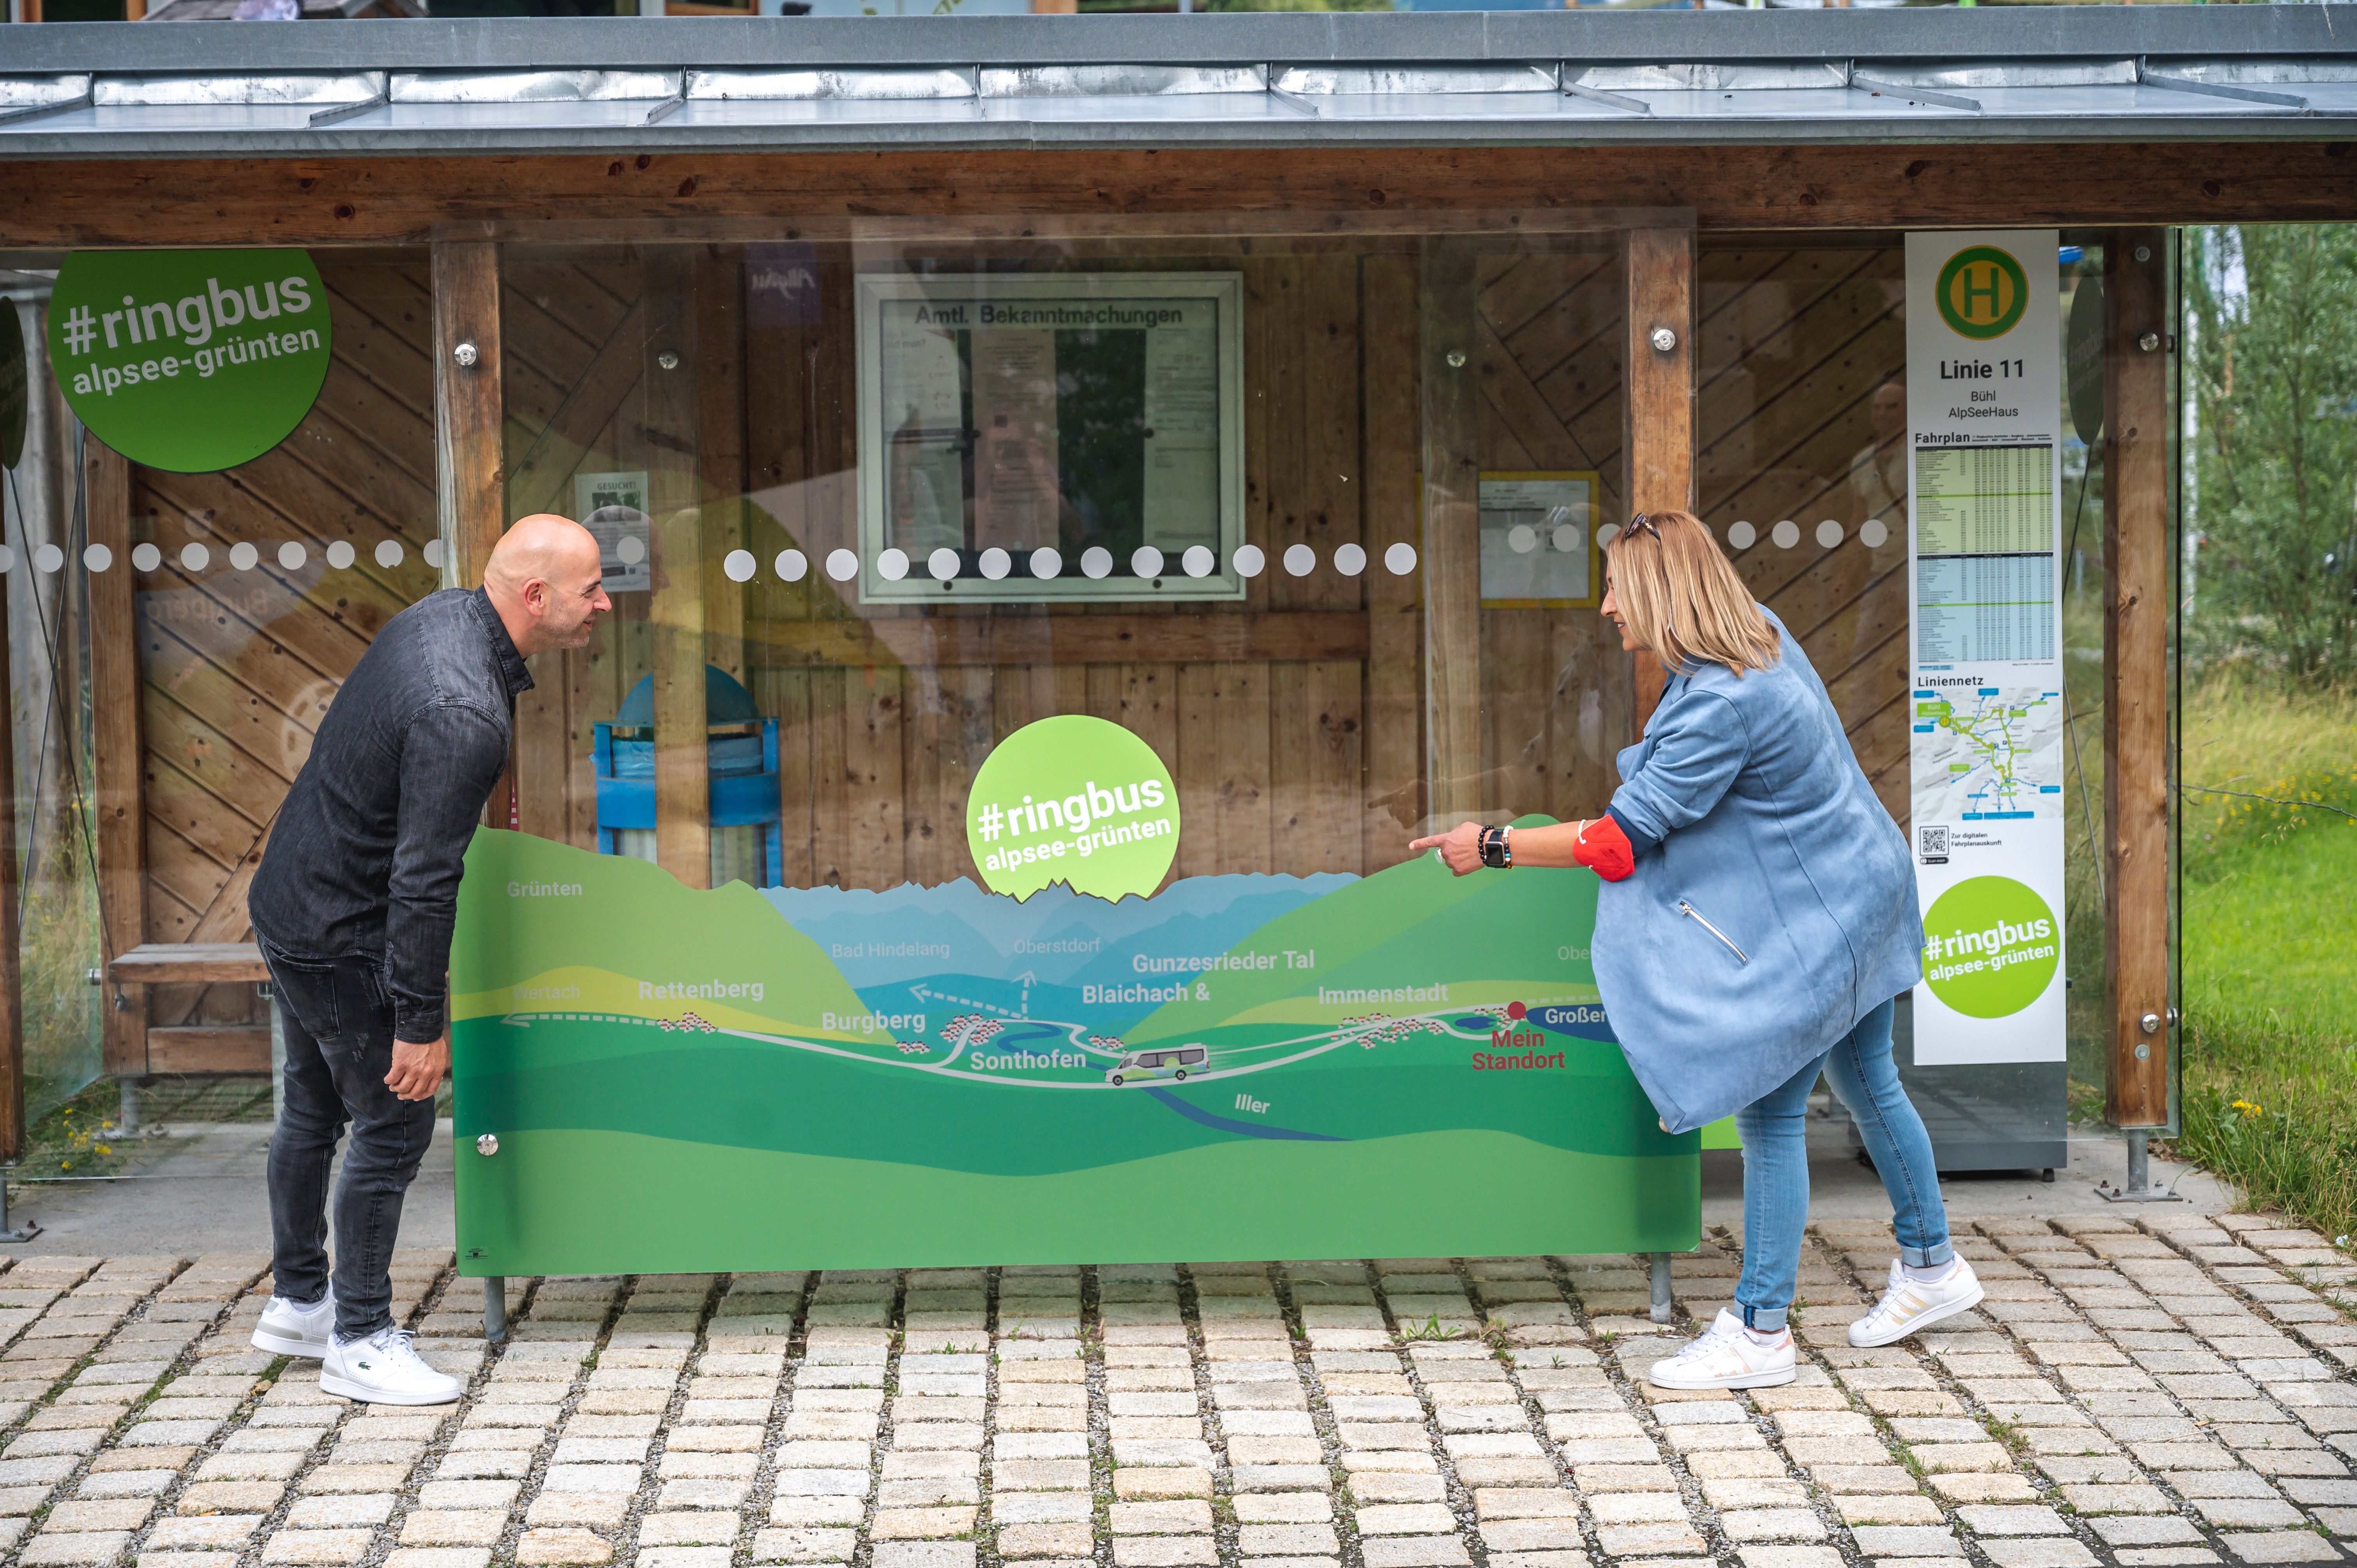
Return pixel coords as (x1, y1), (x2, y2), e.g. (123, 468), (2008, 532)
(1961, 262), (2003, 322)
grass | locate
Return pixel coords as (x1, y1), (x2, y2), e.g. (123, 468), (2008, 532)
(2171, 677), (2357, 1236)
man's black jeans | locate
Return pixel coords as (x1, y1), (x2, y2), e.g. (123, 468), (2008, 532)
(262, 938), (436, 1344)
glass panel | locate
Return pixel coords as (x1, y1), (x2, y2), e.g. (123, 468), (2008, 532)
(1696, 236), (2078, 1173)
(467, 225), (1699, 1273)
(2, 265), (102, 1125)
(126, 251), (442, 1074)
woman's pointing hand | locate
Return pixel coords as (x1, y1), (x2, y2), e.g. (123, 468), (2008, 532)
(1409, 821), (1486, 876)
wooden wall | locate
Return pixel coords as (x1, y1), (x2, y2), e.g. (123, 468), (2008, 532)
(1696, 243), (1911, 825)
(127, 255), (442, 1061)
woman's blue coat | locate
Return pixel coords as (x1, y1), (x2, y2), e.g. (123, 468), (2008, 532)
(1594, 608), (1923, 1135)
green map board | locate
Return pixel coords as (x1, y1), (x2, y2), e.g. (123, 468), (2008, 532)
(451, 825), (1700, 1277)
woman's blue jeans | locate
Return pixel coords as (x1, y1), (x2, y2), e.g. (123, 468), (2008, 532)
(1732, 996), (1953, 1331)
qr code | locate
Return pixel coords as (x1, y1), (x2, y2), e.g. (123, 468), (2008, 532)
(1919, 825), (1951, 865)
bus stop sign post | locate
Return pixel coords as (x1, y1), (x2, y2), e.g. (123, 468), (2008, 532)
(1650, 1253), (1673, 1323)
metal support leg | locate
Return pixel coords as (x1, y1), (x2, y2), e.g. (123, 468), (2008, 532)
(484, 1276), (507, 1343)
(116, 1077), (139, 1136)
(1649, 1253), (1673, 1324)
(2099, 1128), (2183, 1202)
(0, 1166), (41, 1243)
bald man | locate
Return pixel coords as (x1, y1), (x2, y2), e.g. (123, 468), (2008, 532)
(247, 516), (610, 1403)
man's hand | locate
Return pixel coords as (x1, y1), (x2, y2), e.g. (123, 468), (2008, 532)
(1408, 821), (1486, 877)
(386, 1034), (450, 1102)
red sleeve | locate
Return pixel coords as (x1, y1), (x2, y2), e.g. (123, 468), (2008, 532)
(1571, 816), (1636, 882)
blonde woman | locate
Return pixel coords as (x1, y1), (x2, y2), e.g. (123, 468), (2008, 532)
(1412, 510), (1980, 1389)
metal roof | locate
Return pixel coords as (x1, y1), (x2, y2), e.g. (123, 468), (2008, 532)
(5, 4), (2357, 155)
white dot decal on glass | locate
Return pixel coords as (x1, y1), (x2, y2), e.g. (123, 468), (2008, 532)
(34, 544), (62, 574)
(979, 547), (1012, 581)
(878, 548), (910, 583)
(1181, 546), (1215, 579)
(1283, 544), (1315, 577)
(83, 544), (113, 574)
(1594, 524), (1621, 549)
(1334, 542), (1367, 577)
(724, 549), (757, 583)
(1131, 546), (1164, 580)
(278, 542), (307, 571)
(1727, 521), (1757, 549)
(1081, 547), (1113, 581)
(326, 541), (355, 570)
(615, 535), (646, 567)
(132, 543), (162, 572)
(928, 548), (960, 581)
(1031, 547), (1063, 580)
(375, 540), (404, 569)
(424, 539), (447, 570)
(1815, 520), (1844, 549)
(825, 549), (858, 582)
(1507, 524), (1537, 556)
(182, 543), (210, 572)
(1771, 521), (1800, 550)
(1552, 524), (1581, 555)
(1859, 518), (1890, 549)
(1233, 544), (1266, 578)
(1385, 542), (1417, 576)
(230, 542), (259, 572)
(777, 549), (808, 582)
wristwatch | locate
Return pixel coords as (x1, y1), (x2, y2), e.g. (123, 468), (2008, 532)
(1478, 825), (1514, 869)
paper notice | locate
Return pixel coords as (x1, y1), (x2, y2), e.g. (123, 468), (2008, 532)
(879, 304), (963, 433)
(972, 328), (1060, 552)
(1143, 317), (1220, 549)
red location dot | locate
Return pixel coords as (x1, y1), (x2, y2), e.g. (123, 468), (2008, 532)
(1506, 1001), (1527, 1021)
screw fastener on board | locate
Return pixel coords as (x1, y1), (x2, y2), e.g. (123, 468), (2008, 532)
(453, 341), (478, 367)
(477, 1134), (498, 1157)
(1650, 327), (1678, 352)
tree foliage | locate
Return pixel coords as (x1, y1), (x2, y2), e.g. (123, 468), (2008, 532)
(2186, 225), (2357, 688)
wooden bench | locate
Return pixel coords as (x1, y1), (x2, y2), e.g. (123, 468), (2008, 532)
(106, 944), (271, 1074)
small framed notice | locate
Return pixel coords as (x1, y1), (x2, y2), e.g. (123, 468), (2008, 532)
(855, 272), (1246, 604)
(574, 471), (651, 595)
(1476, 471), (1602, 607)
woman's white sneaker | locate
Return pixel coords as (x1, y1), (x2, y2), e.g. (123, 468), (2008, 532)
(1648, 1307), (1797, 1390)
(251, 1293), (336, 1358)
(320, 1326), (463, 1405)
(1848, 1257), (1985, 1347)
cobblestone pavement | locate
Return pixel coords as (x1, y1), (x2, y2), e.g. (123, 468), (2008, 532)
(2, 1211), (2354, 1568)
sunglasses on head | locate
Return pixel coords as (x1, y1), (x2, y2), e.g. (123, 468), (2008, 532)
(1624, 513), (1662, 541)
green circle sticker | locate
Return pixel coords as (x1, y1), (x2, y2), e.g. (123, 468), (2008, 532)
(1935, 244), (2030, 342)
(967, 715), (1180, 902)
(1921, 876), (2059, 1018)
(48, 249), (330, 474)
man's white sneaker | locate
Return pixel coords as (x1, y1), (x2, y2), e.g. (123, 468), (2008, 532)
(1648, 1307), (1797, 1390)
(1848, 1257), (1985, 1348)
(320, 1326), (463, 1406)
(251, 1293), (336, 1358)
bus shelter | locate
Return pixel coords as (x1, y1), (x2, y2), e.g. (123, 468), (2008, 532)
(0, 2), (2289, 1322)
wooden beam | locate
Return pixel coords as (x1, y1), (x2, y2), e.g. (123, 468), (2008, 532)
(146, 1026), (270, 1075)
(698, 247), (747, 687)
(754, 611), (1374, 670)
(434, 240), (505, 591)
(1419, 236), (1482, 822)
(84, 436), (148, 1080)
(2103, 227), (2173, 1131)
(433, 239), (511, 829)
(1625, 226), (1695, 728)
(645, 253), (711, 889)
(7, 145), (2356, 248)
